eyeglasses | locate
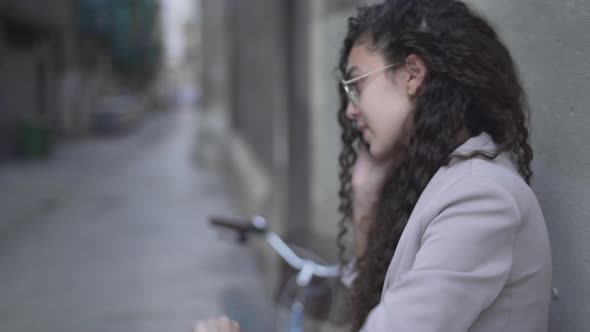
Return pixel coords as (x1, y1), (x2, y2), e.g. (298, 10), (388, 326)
(341, 64), (396, 107)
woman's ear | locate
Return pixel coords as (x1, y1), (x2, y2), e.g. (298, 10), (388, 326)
(404, 54), (427, 97)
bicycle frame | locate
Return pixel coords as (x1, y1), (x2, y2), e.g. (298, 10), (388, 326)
(210, 215), (341, 332)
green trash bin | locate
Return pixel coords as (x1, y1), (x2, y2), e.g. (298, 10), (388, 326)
(18, 116), (53, 159)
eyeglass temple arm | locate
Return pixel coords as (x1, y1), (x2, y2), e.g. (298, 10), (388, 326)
(341, 63), (396, 85)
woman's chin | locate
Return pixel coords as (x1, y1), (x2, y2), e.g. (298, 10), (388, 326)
(368, 144), (383, 160)
(370, 144), (397, 163)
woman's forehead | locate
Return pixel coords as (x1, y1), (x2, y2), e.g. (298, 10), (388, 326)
(347, 45), (385, 73)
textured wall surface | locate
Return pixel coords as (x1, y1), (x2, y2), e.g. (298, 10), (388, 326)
(468, 1), (590, 330)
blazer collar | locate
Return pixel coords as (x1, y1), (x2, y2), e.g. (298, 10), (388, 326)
(453, 132), (496, 155)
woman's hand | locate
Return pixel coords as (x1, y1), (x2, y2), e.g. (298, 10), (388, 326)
(352, 143), (396, 255)
(193, 316), (240, 332)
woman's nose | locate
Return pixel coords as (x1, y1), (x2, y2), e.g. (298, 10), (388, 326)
(346, 102), (359, 120)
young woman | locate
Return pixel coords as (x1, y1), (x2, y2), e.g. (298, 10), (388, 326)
(338, 1), (551, 331)
(195, 1), (552, 331)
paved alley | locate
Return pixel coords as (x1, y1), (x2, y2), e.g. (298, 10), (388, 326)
(0, 108), (274, 332)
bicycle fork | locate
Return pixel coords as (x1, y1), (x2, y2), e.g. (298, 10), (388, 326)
(287, 261), (316, 332)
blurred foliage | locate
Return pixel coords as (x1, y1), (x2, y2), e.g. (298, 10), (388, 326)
(74, 0), (162, 79)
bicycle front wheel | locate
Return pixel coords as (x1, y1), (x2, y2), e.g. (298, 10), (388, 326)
(274, 245), (338, 332)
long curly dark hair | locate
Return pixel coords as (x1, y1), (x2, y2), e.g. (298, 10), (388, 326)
(335, 1), (534, 330)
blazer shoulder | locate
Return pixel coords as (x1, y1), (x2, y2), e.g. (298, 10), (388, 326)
(426, 154), (535, 216)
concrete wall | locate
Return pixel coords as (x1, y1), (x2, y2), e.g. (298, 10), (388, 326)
(308, 3), (355, 261)
(221, 0), (349, 247)
(463, 1), (590, 330)
(201, 0), (230, 113)
(227, 0), (289, 171)
(201, 0), (359, 281)
(200, 0), (288, 299)
(284, 0), (312, 242)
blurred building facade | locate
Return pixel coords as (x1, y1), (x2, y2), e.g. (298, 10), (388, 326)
(200, 2), (356, 309)
(201, 0), (590, 331)
(0, 0), (164, 160)
(201, 0), (358, 248)
(0, 0), (69, 159)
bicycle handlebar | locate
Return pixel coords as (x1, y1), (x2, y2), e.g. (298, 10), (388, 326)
(210, 215), (266, 243)
(209, 215), (340, 279)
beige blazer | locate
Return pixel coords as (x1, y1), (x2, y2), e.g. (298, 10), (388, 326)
(360, 133), (552, 332)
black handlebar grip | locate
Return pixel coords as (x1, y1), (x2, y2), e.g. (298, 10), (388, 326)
(209, 216), (266, 243)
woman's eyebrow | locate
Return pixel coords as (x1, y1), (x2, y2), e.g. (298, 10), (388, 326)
(345, 66), (360, 80)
